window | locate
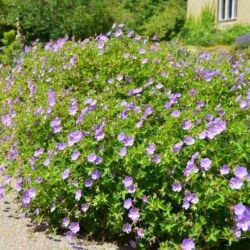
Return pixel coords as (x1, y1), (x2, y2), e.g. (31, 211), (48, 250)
(218, 0), (237, 21)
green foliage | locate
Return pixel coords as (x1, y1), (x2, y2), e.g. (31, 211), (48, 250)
(14, 0), (121, 42)
(0, 0), (188, 43)
(0, 0), (16, 46)
(0, 29), (22, 65)
(1, 29), (16, 45)
(178, 7), (217, 46)
(218, 25), (250, 45)
(141, 0), (186, 40)
(0, 30), (249, 249)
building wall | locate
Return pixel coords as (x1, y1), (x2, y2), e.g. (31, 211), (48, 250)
(187, 0), (250, 27)
(237, 0), (250, 24)
(187, 0), (217, 19)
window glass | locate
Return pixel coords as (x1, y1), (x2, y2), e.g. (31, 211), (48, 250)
(229, 0), (233, 18)
(219, 0), (237, 21)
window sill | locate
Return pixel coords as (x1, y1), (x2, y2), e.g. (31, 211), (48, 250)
(218, 18), (237, 22)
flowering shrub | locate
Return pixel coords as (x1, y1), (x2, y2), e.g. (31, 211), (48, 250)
(0, 26), (250, 249)
(235, 33), (250, 48)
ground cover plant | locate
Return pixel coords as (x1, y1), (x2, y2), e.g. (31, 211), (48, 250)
(0, 25), (250, 249)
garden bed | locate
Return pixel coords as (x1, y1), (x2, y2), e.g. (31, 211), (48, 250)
(0, 27), (249, 249)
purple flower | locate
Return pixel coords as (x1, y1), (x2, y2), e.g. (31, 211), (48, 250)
(1, 114), (12, 127)
(69, 98), (78, 116)
(233, 228), (242, 238)
(138, 47), (145, 54)
(114, 29), (123, 37)
(122, 223), (132, 234)
(69, 55), (77, 67)
(128, 208), (140, 222)
(234, 203), (246, 216)
(94, 156), (103, 165)
(4, 175), (11, 185)
(43, 158), (50, 166)
(118, 132), (134, 147)
(173, 142), (184, 153)
(50, 117), (62, 133)
(34, 148), (44, 158)
(48, 88), (56, 107)
(124, 52), (130, 59)
(123, 136), (134, 147)
(230, 177), (243, 190)
(75, 189), (82, 201)
(145, 104), (154, 115)
(95, 128), (105, 141)
(0, 185), (4, 199)
(123, 176), (133, 188)
(146, 144), (156, 155)
(152, 154), (161, 164)
(182, 120), (193, 130)
(127, 184), (136, 193)
(234, 166), (248, 179)
(199, 130), (207, 139)
(188, 89), (197, 96)
(191, 152), (199, 160)
(156, 82), (164, 89)
(68, 130), (84, 146)
(81, 203), (89, 212)
(171, 110), (181, 117)
(56, 142), (67, 151)
(129, 240), (137, 249)
(118, 132), (125, 142)
(62, 168), (70, 180)
(127, 30), (135, 38)
(200, 158), (212, 171)
(206, 118), (227, 139)
(123, 198), (133, 209)
(220, 165), (230, 175)
(119, 147), (127, 157)
(185, 191), (199, 204)
(76, 108), (88, 124)
(35, 177), (43, 183)
(91, 169), (101, 180)
(172, 181), (182, 192)
(181, 238), (195, 250)
(183, 161), (198, 178)
(87, 153), (97, 163)
(65, 230), (74, 241)
(116, 74), (123, 81)
(164, 102), (172, 109)
(21, 195), (31, 206)
(137, 228), (145, 238)
(71, 151), (80, 161)
(84, 177), (93, 187)
(69, 222), (80, 234)
(184, 136), (195, 146)
(27, 188), (36, 198)
(142, 195), (148, 203)
(16, 183), (22, 192)
(21, 188), (36, 206)
(62, 217), (70, 228)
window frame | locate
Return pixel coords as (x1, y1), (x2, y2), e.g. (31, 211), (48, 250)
(218, 0), (237, 22)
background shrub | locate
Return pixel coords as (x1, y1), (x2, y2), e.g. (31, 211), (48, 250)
(235, 32), (250, 49)
(0, 0), (187, 43)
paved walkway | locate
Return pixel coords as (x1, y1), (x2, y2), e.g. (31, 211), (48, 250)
(0, 187), (121, 250)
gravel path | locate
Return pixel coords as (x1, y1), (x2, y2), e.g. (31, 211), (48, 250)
(0, 186), (123, 250)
